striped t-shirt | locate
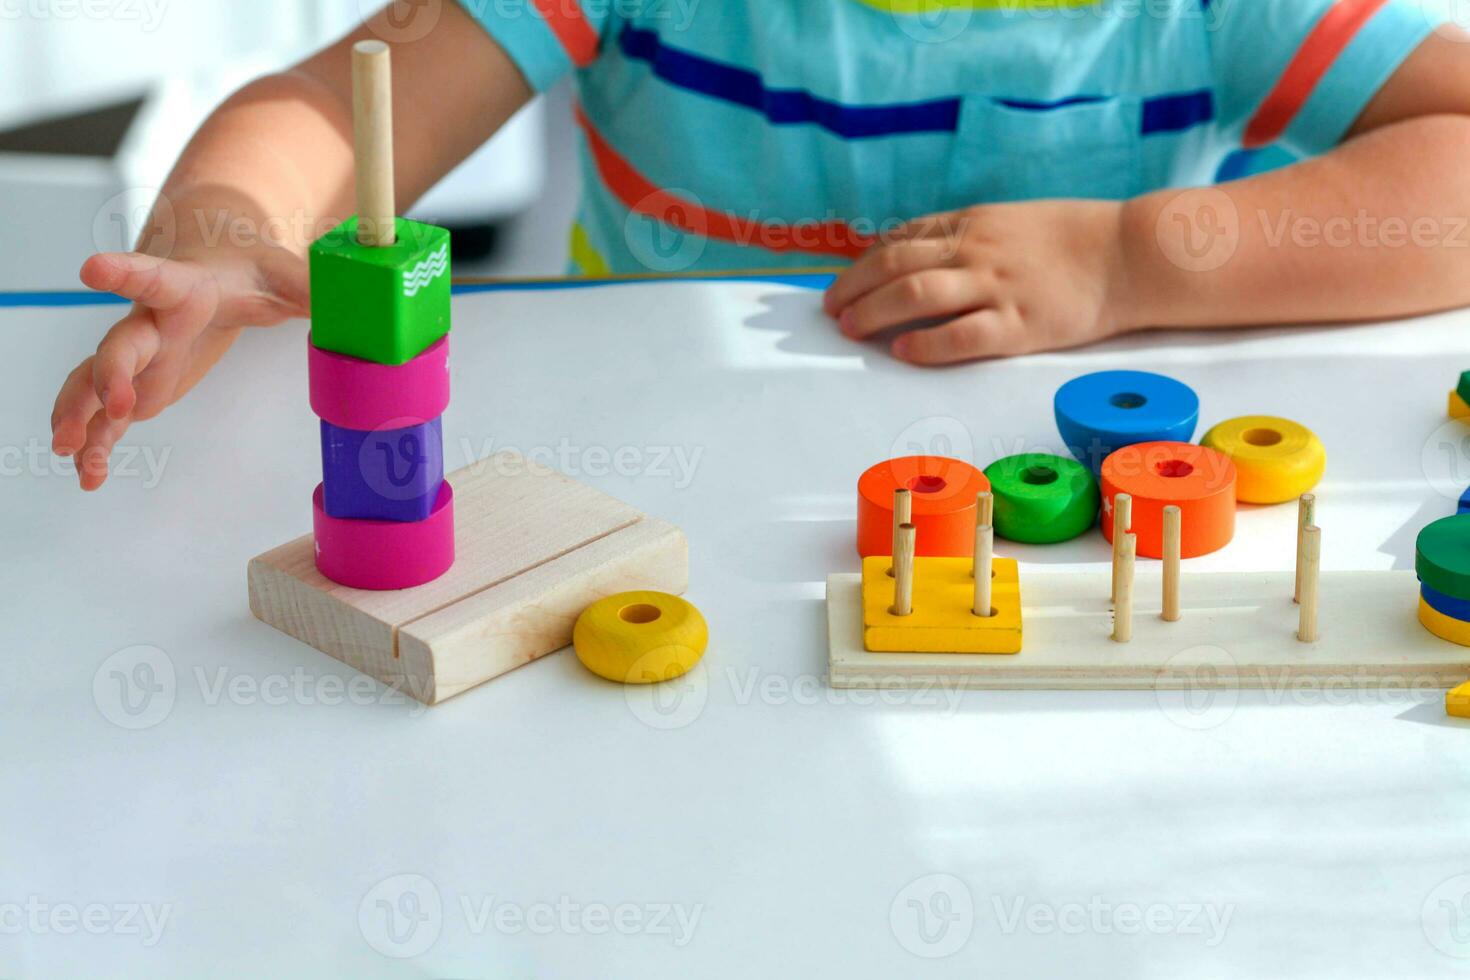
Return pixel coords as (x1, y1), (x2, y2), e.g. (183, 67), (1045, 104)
(455, 0), (1440, 274)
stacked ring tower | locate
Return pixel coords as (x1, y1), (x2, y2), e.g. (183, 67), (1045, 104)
(308, 41), (455, 591)
(1416, 515), (1470, 647)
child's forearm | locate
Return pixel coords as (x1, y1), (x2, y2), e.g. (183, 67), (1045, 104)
(1117, 115), (1470, 331)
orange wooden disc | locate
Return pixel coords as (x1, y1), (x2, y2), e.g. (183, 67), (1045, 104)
(857, 455), (991, 557)
(1100, 442), (1237, 559)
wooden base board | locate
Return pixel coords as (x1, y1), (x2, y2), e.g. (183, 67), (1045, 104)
(827, 570), (1470, 690)
(249, 454), (688, 704)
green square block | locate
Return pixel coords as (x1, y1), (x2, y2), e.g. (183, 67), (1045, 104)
(1458, 371), (1470, 407)
(309, 216), (451, 365)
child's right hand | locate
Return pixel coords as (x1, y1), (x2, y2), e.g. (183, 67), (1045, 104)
(51, 247), (307, 490)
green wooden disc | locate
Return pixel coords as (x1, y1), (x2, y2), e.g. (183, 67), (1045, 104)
(1416, 515), (1470, 600)
(984, 453), (1100, 544)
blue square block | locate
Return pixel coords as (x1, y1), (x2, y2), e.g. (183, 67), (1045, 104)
(321, 417), (444, 522)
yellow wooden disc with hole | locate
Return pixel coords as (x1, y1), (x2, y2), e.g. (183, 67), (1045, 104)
(572, 591), (708, 684)
(1199, 415), (1325, 504)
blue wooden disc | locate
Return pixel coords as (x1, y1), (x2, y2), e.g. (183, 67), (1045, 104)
(1054, 370), (1199, 473)
(1459, 485), (1470, 515)
(1422, 581), (1470, 623)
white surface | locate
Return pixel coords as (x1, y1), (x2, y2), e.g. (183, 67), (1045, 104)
(827, 570), (1470, 689)
(5, 281), (1470, 977)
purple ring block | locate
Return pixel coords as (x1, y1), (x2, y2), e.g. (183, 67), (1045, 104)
(320, 417), (445, 522)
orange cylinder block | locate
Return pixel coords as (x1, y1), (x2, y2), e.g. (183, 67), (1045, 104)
(856, 455), (991, 558)
(1100, 442), (1237, 559)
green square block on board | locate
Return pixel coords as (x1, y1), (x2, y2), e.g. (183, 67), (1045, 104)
(309, 216), (451, 365)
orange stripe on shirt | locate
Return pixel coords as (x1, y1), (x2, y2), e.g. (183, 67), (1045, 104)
(573, 103), (873, 260)
(1243, 0), (1390, 148)
(532, 0), (600, 67)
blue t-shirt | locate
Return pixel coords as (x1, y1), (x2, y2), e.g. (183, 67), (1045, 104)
(455, 0), (1440, 274)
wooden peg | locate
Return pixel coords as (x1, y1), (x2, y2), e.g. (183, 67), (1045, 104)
(889, 488), (912, 576)
(1111, 492), (1132, 607)
(352, 40), (397, 247)
(892, 523), (916, 616)
(1294, 493), (1316, 604)
(1162, 504), (1181, 622)
(1298, 525), (1321, 642)
(1113, 532), (1136, 642)
(976, 490), (994, 529)
(974, 523), (994, 617)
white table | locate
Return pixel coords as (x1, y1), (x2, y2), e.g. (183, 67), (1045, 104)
(5, 278), (1470, 978)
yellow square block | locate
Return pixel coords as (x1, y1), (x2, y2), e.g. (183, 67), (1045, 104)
(861, 556), (1022, 654)
(1448, 680), (1470, 719)
(1449, 390), (1470, 421)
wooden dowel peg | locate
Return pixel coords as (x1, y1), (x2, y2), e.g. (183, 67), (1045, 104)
(974, 523), (994, 617)
(1298, 525), (1321, 643)
(976, 491), (994, 529)
(352, 40), (397, 247)
(889, 488), (911, 576)
(1113, 532), (1136, 642)
(1111, 492), (1132, 607)
(892, 523), (916, 617)
(1294, 493), (1316, 604)
(1162, 505), (1181, 622)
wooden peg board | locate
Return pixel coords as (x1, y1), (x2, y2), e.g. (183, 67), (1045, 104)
(249, 453), (688, 704)
(827, 569), (1470, 690)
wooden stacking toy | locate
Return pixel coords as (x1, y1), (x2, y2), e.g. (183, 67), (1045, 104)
(856, 455), (989, 558)
(860, 492), (1022, 654)
(1054, 370), (1199, 473)
(307, 41), (454, 590)
(1200, 415), (1324, 504)
(983, 452), (1098, 544)
(1450, 371), (1470, 422)
(1100, 441), (1236, 559)
(1416, 515), (1470, 647)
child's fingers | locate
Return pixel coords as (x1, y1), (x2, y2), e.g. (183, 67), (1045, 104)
(891, 310), (1016, 366)
(837, 269), (994, 340)
(824, 238), (956, 315)
(80, 252), (200, 312)
(76, 411), (131, 491)
(51, 358), (102, 456)
(91, 312), (161, 421)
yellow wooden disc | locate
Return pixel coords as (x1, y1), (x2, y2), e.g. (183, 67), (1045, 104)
(572, 591), (707, 684)
(1418, 597), (1470, 648)
(1448, 680), (1470, 720)
(1199, 415), (1325, 504)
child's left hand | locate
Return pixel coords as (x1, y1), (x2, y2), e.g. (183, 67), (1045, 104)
(824, 199), (1130, 365)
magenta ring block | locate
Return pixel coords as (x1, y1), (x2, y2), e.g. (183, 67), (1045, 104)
(309, 335), (450, 432)
(312, 482), (455, 590)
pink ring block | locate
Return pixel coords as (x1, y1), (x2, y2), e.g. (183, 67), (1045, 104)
(309, 335), (450, 431)
(312, 482), (455, 590)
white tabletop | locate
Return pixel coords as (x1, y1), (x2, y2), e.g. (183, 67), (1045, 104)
(6, 279), (1470, 978)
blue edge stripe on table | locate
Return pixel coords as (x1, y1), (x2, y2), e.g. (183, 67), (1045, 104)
(0, 274), (835, 308)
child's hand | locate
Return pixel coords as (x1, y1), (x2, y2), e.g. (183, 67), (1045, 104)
(51, 247), (306, 490)
(824, 200), (1130, 365)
